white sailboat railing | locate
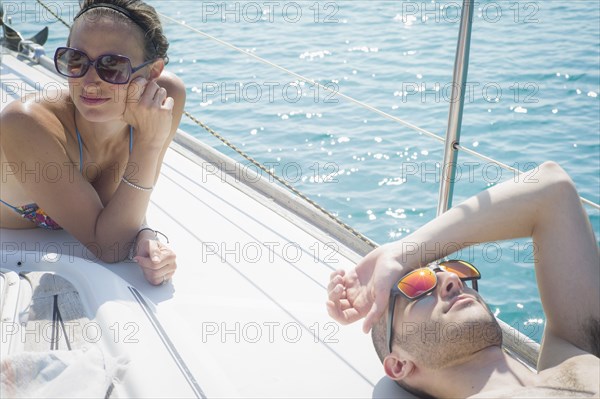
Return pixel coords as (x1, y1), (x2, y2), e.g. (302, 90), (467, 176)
(437, 0), (475, 215)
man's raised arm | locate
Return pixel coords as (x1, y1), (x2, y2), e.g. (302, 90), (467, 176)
(327, 162), (600, 354)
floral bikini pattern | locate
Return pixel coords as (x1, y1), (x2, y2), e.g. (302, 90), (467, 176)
(16, 203), (62, 230)
(1, 126), (133, 231)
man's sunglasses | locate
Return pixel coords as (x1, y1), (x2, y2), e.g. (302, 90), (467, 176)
(54, 47), (155, 85)
(386, 260), (481, 353)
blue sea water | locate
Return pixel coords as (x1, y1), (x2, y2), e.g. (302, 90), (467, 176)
(7, 0), (600, 343)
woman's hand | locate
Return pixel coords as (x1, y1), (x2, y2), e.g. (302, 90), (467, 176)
(133, 233), (177, 286)
(326, 243), (409, 333)
(122, 77), (174, 150)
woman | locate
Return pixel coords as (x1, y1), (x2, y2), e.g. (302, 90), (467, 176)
(0, 0), (186, 285)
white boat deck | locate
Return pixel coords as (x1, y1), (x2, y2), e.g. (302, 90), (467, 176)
(1, 47), (409, 397)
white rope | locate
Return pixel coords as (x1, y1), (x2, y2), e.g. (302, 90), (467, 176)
(456, 145), (600, 210)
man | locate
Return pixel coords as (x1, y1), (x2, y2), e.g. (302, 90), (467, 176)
(327, 162), (599, 398)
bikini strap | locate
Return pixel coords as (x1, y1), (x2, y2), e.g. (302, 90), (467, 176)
(0, 198), (21, 212)
(76, 127), (84, 174)
(75, 126), (133, 172)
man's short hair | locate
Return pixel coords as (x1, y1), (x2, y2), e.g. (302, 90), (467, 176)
(371, 314), (436, 399)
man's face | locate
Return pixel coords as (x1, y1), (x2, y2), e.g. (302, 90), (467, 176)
(391, 270), (502, 370)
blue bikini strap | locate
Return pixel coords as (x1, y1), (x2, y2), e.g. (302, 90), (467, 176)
(76, 127), (84, 174)
(0, 198), (20, 212)
(75, 126), (134, 173)
(2, 126), (131, 212)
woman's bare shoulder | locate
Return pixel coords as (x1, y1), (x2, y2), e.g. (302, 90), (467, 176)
(156, 70), (186, 137)
(1, 90), (72, 143)
(157, 70), (186, 100)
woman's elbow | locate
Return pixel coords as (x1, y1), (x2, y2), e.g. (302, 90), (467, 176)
(89, 244), (128, 264)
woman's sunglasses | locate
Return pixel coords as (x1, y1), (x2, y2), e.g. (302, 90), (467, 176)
(54, 47), (155, 85)
(386, 260), (481, 353)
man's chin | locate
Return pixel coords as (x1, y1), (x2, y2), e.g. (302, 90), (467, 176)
(404, 314), (503, 370)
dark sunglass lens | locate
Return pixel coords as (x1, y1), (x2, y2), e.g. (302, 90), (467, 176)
(56, 48), (88, 77)
(97, 55), (131, 84)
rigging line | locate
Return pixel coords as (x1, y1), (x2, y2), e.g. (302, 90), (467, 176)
(158, 12), (444, 143)
(158, 13), (600, 207)
(32, 0), (377, 245)
(455, 143), (520, 174)
(456, 144), (600, 210)
(34, 1), (441, 142)
(580, 197), (599, 210)
(184, 111), (378, 249)
(34, 0), (71, 29)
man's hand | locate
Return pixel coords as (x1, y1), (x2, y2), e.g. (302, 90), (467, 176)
(133, 235), (177, 286)
(327, 244), (409, 333)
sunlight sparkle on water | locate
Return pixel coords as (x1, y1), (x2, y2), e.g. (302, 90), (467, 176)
(378, 177), (406, 186)
(386, 209), (407, 219)
(524, 318), (544, 326)
(514, 106), (528, 114)
(299, 50), (331, 61)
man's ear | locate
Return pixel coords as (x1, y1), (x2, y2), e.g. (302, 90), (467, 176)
(383, 353), (415, 381)
(148, 59), (165, 81)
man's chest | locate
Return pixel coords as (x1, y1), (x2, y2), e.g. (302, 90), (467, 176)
(536, 356), (600, 396)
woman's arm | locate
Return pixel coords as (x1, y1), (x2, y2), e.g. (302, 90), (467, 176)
(125, 72), (184, 284)
(152, 70), (186, 183)
(1, 72), (185, 264)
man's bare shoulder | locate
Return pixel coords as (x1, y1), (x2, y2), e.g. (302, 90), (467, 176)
(472, 354), (599, 398)
(539, 323), (600, 371)
(542, 353), (600, 395)
(472, 386), (597, 398)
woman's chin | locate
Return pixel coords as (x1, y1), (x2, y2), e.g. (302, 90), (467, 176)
(75, 104), (124, 123)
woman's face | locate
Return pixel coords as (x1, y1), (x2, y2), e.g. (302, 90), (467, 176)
(68, 16), (149, 123)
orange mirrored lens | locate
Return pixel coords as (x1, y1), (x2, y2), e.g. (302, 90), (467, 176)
(440, 260), (480, 279)
(398, 268), (437, 299)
